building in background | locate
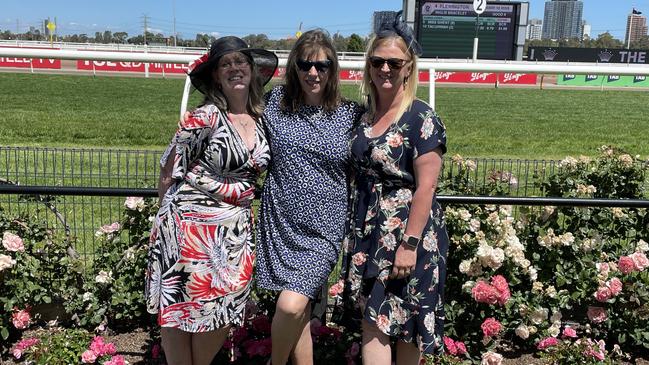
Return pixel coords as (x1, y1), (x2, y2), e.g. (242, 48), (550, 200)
(527, 18), (543, 40)
(581, 20), (591, 39)
(625, 9), (648, 47)
(542, 0), (584, 40)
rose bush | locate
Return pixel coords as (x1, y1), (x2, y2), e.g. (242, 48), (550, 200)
(2, 146), (649, 364)
(440, 147), (648, 363)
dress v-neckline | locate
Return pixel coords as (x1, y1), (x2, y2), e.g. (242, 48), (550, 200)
(226, 114), (258, 154)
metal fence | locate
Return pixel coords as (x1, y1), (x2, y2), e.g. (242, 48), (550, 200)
(1, 145), (648, 257)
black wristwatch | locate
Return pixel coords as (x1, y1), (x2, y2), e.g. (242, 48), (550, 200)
(402, 234), (420, 249)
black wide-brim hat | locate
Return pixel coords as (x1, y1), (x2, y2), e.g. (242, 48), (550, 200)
(188, 36), (278, 94)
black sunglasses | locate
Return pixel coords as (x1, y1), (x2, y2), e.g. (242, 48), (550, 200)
(368, 56), (409, 70)
(296, 59), (332, 73)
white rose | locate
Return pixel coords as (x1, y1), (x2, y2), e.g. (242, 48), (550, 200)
(459, 259), (473, 274)
(462, 281), (475, 294)
(515, 324), (530, 339)
(637, 239), (649, 253)
(550, 310), (562, 324)
(83, 292), (94, 302)
(469, 218), (481, 232)
(548, 323), (561, 337)
(95, 270), (113, 284)
(0, 254), (16, 271)
(530, 307), (549, 325)
(124, 196), (145, 211)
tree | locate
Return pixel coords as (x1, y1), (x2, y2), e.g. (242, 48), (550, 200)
(332, 32), (347, 52)
(194, 33), (211, 48)
(243, 34), (270, 49)
(113, 32), (128, 44)
(346, 33), (365, 52)
(593, 32), (623, 49)
(630, 36), (649, 50)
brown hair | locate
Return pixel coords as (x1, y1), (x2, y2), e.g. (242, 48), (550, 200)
(361, 34), (418, 122)
(281, 29), (341, 112)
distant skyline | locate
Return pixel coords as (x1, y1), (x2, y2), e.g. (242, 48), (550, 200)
(1, 0), (648, 40)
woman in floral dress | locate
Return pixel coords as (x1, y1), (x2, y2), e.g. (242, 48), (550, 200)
(145, 36), (277, 365)
(339, 12), (449, 364)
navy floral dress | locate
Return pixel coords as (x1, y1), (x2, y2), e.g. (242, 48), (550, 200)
(339, 99), (449, 355)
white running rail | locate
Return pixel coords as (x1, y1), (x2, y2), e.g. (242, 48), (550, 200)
(1, 47), (648, 116)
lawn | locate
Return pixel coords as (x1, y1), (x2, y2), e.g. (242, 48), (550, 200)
(1, 73), (649, 159)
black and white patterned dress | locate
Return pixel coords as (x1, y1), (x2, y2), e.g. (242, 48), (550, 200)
(256, 85), (363, 299)
(146, 104), (270, 332)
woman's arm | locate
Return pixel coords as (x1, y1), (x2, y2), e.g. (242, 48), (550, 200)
(390, 148), (444, 279)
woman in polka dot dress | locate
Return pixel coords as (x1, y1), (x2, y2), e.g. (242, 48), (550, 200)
(255, 29), (363, 365)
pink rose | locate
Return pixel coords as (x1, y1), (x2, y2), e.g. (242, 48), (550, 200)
(472, 281), (500, 306)
(596, 262), (610, 277)
(386, 133), (404, 148)
(537, 336), (560, 350)
(607, 277), (623, 296)
(631, 252), (649, 271)
(444, 336), (458, 355)
(328, 280), (344, 297)
(11, 309), (31, 329)
(562, 326), (578, 338)
(2, 232), (25, 252)
(618, 256), (636, 274)
(481, 317), (502, 338)
(491, 275), (511, 305)
(12, 348), (24, 359)
(81, 349), (98, 363)
(352, 252), (367, 266)
(89, 336), (105, 355)
(104, 355), (126, 365)
(481, 351), (503, 365)
(375, 314), (391, 332)
(103, 342), (117, 356)
(594, 286), (612, 302)
(587, 306), (608, 323)
(456, 341), (467, 355)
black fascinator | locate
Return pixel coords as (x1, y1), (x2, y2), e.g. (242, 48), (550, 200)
(373, 10), (423, 57)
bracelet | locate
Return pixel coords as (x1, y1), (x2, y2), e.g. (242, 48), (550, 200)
(402, 234), (421, 249)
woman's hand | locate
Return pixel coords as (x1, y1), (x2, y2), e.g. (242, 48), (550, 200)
(390, 244), (417, 279)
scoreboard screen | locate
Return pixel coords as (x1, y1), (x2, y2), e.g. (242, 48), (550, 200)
(416, 1), (521, 60)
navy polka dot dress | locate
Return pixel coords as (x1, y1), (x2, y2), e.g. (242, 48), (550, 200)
(256, 85), (363, 299)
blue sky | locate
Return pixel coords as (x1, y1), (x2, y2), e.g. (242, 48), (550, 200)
(1, 0), (646, 40)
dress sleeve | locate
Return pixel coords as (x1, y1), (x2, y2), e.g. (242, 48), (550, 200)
(411, 101), (447, 158)
(164, 106), (219, 180)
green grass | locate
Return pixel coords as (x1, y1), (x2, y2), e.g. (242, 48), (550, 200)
(1, 73), (649, 159)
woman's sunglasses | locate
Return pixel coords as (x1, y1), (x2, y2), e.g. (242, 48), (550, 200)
(296, 59), (332, 73)
(368, 56), (409, 70)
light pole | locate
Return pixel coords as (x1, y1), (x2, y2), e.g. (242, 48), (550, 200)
(627, 14), (633, 49)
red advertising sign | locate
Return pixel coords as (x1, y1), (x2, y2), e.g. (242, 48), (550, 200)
(0, 57), (61, 69)
(77, 60), (189, 73)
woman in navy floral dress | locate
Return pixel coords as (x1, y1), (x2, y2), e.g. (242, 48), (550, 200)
(339, 12), (449, 364)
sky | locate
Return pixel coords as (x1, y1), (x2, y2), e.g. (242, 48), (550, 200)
(1, 0), (648, 41)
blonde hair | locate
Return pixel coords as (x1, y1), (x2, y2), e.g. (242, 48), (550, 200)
(361, 35), (418, 122)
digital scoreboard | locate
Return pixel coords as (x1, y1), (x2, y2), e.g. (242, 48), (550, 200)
(416, 1), (524, 60)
